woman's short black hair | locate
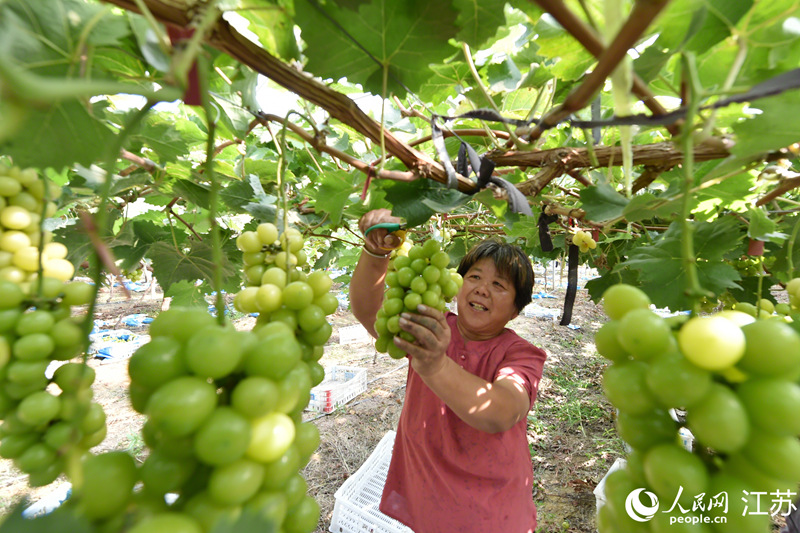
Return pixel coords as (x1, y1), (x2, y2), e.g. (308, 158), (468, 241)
(457, 239), (534, 313)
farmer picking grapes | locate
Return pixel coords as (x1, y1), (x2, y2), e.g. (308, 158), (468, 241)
(350, 208), (548, 533)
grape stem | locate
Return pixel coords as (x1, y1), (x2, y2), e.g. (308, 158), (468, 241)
(679, 54), (712, 314)
(199, 55), (226, 326)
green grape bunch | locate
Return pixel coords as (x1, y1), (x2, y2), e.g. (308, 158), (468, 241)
(233, 222), (337, 388)
(595, 283), (800, 533)
(236, 223), (309, 285)
(0, 166), (106, 490)
(373, 239), (462, 360)
(56, 221), (333, 533)
(0, 163), (70, 286)
(107, 305), (321, 533)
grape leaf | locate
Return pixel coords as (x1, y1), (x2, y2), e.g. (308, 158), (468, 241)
(446, 237), (468, 269)
(241, 175), (277, 222)
(620, 220), (742, 310)
(453, 0), (508, 48)
(769, 215), (800, 282)
(114, 220), (175, 271)
(294, 0), (459, 95)
(148, 240), (239, 296)
(220, 180), (255, 212)
(532, 13), (595, 81)
(732, 91), (800, 159)
(164, 279), (211, 309)
(580, 184), (629, 223)
(172, 179), (212, 210)
(584, 269), (640, 305)
(133, 116), (194, 162)
(473, 189), (508, 219)
(381, 179), (469, 228)
(308, 171), (359, 226)
(234, 2), (300, 60)
(1, 100), (116, 171)
(747, 207), (786, 243)
(418, 62), (472, 102)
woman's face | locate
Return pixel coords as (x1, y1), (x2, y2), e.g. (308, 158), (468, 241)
(455, 258), (518, 341)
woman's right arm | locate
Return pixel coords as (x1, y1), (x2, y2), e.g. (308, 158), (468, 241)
(349, 209), (403, 338)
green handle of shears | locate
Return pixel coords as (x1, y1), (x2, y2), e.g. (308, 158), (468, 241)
(364, 222), (403, 236)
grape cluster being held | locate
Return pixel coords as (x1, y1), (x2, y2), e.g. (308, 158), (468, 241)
(373, 239), (462, 359)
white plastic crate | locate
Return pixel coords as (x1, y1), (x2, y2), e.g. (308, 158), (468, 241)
(306, 366), (367, 413)
(330, 430), (414, 533)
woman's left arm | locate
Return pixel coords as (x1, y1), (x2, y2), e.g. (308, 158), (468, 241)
(394, 306), (531, 434)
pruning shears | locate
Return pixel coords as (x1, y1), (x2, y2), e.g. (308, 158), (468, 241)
(364, 222), (407, 250)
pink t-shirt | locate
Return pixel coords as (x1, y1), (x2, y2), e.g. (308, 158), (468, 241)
(380, 312), (547, 533)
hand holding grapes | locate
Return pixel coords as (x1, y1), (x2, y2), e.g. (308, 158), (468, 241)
(396, 305), (451, 377)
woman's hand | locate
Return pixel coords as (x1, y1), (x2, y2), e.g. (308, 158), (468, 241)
(359, 208), (403, 255)
(395, 305), (451, 377)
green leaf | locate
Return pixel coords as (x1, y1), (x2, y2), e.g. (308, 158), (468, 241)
(453, 0), (508, 48)
(685, 0), (752, 54)
(294, 0), (459, 95)
(532, 13), (595, 81)
(473, 189), (508, 219)
(446, 237), (468, 269)
(173, 179), (211, 210)
(242, 175), (277, 222)
(747, 207), (786, 243)
(732, 90), (800, 159)
(211, 92), (255, 138)
(133, 115), (194, 162)
(620, 220), (742, 310)
(55, 211), (123, 267)
(115, 220), (174, 270)
(417, 62), (472, 102)
(1, 100), (115, 171)
(309, 171), (359, 226)
(623, 192), (662, 223)
(164, 279), (211, 309)
(486, 57), (522, 92)
(382, 179), (469, 227)
(313, 239), (343, 270)
(220, 180), (255, 212)
(728, 274), (780, 306)
(235, 2), (300, 60)
(580, 184), (629, 223)
(769, 215), (800, 280)
(148, 240), (239, 296)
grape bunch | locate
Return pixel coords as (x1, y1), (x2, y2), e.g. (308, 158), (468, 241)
(236, 223), (309, 286)
(571, 229), (597, 253)
(98, 306), (321, 533)
(0, 278), (101, 487)
(233, 222), (337, 388)
(782, 277), (800, 315)
(595, 284), (800, 533)
(0, 165), (106, 489)
(0, 164), (71, 285)
(373, 239), (462, 359)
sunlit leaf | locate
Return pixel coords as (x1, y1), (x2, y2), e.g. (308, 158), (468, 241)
(294, 0), (459, 95)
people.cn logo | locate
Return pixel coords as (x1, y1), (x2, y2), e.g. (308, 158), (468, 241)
(625, 488), (660, 522)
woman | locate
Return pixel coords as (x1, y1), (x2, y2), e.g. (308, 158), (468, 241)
(350, 209), (548, 533)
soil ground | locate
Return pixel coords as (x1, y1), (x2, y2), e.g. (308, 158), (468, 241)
(1, 276), (784, 532)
